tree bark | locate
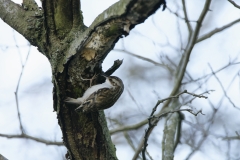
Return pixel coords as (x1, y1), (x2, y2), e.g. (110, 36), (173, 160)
(0, 0), (166, 159)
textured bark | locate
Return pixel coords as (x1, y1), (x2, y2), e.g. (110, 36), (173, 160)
(0, 0), (166, 159)
(162, 100), (181, 160)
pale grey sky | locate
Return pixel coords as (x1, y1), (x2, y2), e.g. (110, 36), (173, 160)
(1, 0), (240, 159)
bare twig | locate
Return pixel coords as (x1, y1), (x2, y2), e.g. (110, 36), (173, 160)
(223, 124), (231, 159)
(110, 91), (209, 135)
(109, 118), (137, 152)
(127, 89), (142, 111)
(13, 31), (32, 134)
(197, 18), (240, 43)
(165, 0), (211, 105)
(166, 7), (185, 21)
(110, 119), (148, 135)
(114, 49), (170, 70)
(228, 0), (240, 9)
(0, 133), (63, 146)
(150, 90), (207, 117)
(182, 61), (240, 84)
(123, 131), (137, 152)
(208, 64), (240, 110)
(146, 149), (153, 160)
(222, 135), (240, 140)
(141, 108), (204, 160)
(166, 6), (196, 23)
(236, 131), (240, 136)
(222, 136), (240, 140)
(185, 95), (220, 160)
(182, 0), (192, 39)
(132, 91), (207, 160)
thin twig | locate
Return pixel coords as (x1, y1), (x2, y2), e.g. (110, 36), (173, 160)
(223, 124), (231, 159)
(222, 135), (240, 140)
(0, 133), (63, 146)
(141, 108), (204, 160)
(146, 149), (153, 160)
(115, 90), (210, 160)
(127, 88), (142, 111)
(110, 90), (209, 135)
(182, 0), (192, 40)
(166, 6), (196, 23)
(114, 49), (170, 70)
(150, 90), (207, 117)
(228, 0), (240, 9)
(185, 94), (220, 160)
(182, 61), (240, 84)
(110, 119), (148, 135)
(109, 118), (137, 152)
(13, 31), (32, 134)
(123, 132), (137, 152)
(132, 91), (207, 160)
(164, 0), (211, 109)
(208, 64), (240, 110)
(166, 7), (185, 20)
(197, 18), (240, 43)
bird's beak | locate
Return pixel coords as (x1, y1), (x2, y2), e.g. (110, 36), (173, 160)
(100, 73), (109, 78)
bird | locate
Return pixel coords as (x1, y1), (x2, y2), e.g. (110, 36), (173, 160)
(65, 75), (124, 113)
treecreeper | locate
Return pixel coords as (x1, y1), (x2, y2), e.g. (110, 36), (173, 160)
(65, 75), (124, 113)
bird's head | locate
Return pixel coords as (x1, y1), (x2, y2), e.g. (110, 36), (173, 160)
(107, 76), (123, 88)
(101, 74), (124, 88)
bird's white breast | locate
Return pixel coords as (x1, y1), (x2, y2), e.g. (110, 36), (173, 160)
(80, 79), (113, 101)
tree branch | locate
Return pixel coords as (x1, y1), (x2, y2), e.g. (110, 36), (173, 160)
(52, 0), (73, 36)
(182, 0), (192, 40)
(60, 0), (166, 73)
(228, 0), (240, 9)
(110, 119), (148, 135)
(0, 154), (8, 160)
(72, 0), (83, 28)
(0, 133), (63, 146)
(197, 18), (240, 43)
(114, 49), (171, 71)
(182, 61), (240, 84)
(132, 91), (207, 160)
(159, 2), (212, 159)
(208, 64), (240, 110)
(41, 0), (55, 40)
(0, 0), (44, 47)
(14, 37), (31, 134)
(110, 90), (208, 135)
(222, 131), (240, 140)
(142, 108), (204, 160)
(170, 0), (211, 97)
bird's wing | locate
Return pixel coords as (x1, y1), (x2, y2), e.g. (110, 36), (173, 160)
(75, 88), (111, 112)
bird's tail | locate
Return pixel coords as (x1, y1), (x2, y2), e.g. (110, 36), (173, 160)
(64, 97), (83, 105)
